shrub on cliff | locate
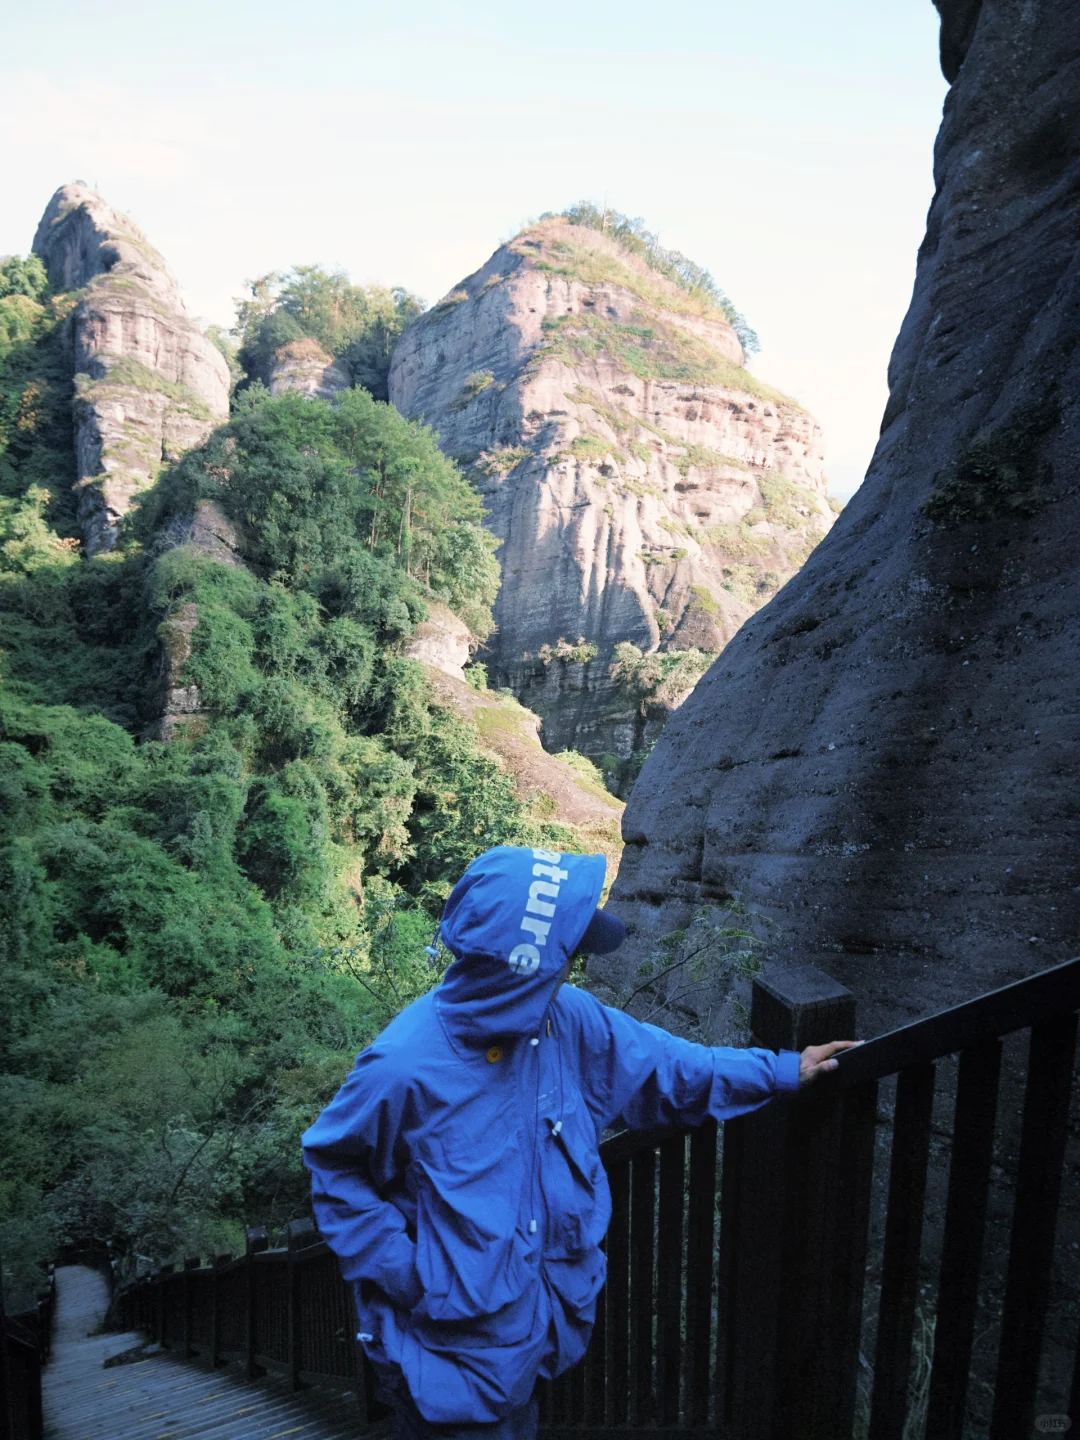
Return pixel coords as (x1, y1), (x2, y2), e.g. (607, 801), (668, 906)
(234, 266), (423, 401)
(0, 255), (79, 557)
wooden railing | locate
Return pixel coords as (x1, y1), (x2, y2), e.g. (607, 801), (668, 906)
(0, 1274), (54, 1440)
(112, 956), (1080, 1440)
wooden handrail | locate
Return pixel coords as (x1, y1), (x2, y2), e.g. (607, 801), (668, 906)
(831, 955), (1080, 1087)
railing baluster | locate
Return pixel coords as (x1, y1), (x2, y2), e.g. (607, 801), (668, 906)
(629, 1146), (655, 1425)
(182, 1257), (199, 1358)
(685, 1119), (716, 1426)
(990, 1011), (1078, 1440)
(869, 1061), (936, 1440)
(550, 1369), (568, 1426)
(245, 1227), (267, 1379)
(656, 1132), (685, 1425)
(820, 1078), (878, 1438)
(583, 1263), (606, 1424)
(605, 1157), (630, 1425)
(924, 1038), (1002, 1440)
(209, 1253), (228, 1369)
(568, 1348), (586, 1423)
(716, 1111), (743, 1428)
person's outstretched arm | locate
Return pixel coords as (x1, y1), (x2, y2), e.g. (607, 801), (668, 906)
(565, 990), (859, 1132)
(301, 1057), (422, 1310)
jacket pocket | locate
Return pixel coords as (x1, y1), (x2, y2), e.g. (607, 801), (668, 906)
(543, 1096), (610, 1259)
(410, 1121), (537, 1346)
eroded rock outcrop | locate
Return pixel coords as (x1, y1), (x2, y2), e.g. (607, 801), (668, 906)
(389, 224), (833, 770)
(607, 0), (1080, 1043)
(32, 184), (229, 555)
(268, 337), (351, 402)
(404, 601), (474, 680)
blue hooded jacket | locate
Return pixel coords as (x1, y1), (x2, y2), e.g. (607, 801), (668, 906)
(301, 845), (801, 1425)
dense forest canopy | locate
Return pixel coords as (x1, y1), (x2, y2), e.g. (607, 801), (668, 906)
(0, 255), (581, 1310)
(542, 202), (761, 358)
(234, 266), (423, 400)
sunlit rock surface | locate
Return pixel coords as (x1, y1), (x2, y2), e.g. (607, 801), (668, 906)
(389, 222), (833, 770)
(32, 184), (229, 555)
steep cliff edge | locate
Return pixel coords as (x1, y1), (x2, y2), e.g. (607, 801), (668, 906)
(388, 222), (833, 775)
(607, 0), (1080, 1043)
(32, 184), (229, 555)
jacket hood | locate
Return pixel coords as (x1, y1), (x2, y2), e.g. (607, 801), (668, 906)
(436, 845), (606, 1044)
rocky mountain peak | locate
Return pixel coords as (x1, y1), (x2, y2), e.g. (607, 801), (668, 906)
(33, 183), (181, 306)
(389, 218), (834, 784)
(31, 183), (229, 555)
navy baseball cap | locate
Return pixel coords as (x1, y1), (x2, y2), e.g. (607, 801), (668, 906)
(579, 906), (627, 954)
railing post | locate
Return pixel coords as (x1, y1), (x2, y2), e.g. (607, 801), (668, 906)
(245, 1227), (268, 1380)
(287, 1220), (315, 1391)
(182, 1257), (199, 1358)
(0, 1250), (14, 1440)
(156, 1265), (172, 1349)
(210, 1254), (230, 1370)
(718, 963), (868, 1440)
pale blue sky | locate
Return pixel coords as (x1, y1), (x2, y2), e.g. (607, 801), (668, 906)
(1, 0), (947, 499)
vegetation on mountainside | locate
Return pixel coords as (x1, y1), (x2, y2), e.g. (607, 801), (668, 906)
(234, 266), (423, 401)
(0, 254), (80, 553)
(536, 202), (760, 358)
(536, 309), (798, 409)
(0, 270), (594, 1309)
(610, 643), (714, 709)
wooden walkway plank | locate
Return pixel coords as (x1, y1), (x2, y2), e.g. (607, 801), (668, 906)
(43, 1266), (372, 1440)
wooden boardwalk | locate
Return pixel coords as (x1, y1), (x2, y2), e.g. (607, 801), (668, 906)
(43, 1265), (370, 1440)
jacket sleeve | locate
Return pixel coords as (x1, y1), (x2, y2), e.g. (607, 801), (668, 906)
(569, 991), (802, 1131)
(300, 1054), (422, 1310)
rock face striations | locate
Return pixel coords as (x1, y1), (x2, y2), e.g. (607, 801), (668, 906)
(608, 0), (1080, 1041)
(32, 185), (230, 555)
(388, 224), (833, 772)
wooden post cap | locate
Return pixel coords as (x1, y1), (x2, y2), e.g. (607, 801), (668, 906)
(751, 963), (857, 1052)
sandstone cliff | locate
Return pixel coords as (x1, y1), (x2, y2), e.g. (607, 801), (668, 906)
(607, 0), (1080, 1044)
(32, 184), (230, 555)
(388, 223), (834, 775)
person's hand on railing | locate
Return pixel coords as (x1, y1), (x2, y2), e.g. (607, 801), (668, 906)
(799, 1039), (864, 1086)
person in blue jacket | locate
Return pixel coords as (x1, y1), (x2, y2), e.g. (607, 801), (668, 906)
(301, 845), (860, 1440)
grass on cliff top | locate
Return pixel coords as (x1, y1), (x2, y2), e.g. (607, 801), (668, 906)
(531, 238), (721, 322)
(526, 202), (760, 358)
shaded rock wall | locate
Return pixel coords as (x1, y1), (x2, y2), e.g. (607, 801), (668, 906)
(607, 0), (1080, 1044)
(388, 223), (833, 769)
(32, 185), (229, 555)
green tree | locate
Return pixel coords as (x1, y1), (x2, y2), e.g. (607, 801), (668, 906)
(234, 266), (423, 400)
